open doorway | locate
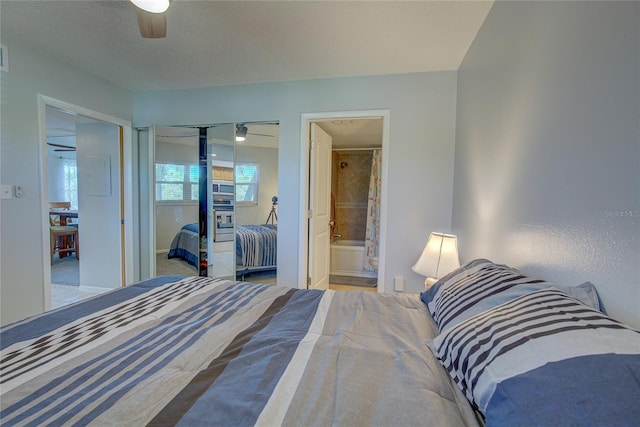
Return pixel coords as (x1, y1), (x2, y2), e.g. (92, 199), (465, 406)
(300, 110), (389, 293)
(39, 97), (134, 310)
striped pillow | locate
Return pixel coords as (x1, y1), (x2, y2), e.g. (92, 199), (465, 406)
(431, 288), (640, 425)
(421, 259), (601, 332)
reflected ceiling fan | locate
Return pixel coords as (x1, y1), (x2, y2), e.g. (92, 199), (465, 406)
(235, 124), (277, 142)
(131, 0), (170, 39)
(47, 142), (76, 152)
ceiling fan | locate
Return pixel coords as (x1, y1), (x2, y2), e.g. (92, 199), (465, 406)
(47, 142), (76, 152)
(235, 124), (277, 142)
(131, 0), (170, 39)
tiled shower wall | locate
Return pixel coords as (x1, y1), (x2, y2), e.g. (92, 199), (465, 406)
(331, 152), (373, 241)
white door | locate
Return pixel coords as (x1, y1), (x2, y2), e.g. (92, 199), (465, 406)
(76, 122), (122, 289)
(308, 123), (332, 289)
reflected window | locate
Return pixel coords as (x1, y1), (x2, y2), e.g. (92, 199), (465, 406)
(155, 163), (199, 202)
(236, 163), (259, 204)
(61, 158), (78, 209)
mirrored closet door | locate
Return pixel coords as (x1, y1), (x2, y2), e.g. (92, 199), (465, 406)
(153, 126), (201, 277)
(204, 124), (236, 279)
(146, 122), (279, 284)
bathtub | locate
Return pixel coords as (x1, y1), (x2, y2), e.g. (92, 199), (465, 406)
(330, 240), (377, 278)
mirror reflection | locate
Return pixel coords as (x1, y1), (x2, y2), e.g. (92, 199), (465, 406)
(154, 126), (200, 277)
(153, 122), (278, 286)
(206, 124), (236, 279)
(234, 123), (279, 285)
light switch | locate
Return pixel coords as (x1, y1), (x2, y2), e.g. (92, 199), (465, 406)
(1, 184), (11, 199)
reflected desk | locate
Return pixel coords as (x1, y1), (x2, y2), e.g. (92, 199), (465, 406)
(50, 209), (78, 226)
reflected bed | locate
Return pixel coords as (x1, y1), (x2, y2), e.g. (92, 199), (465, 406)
(167, 223), (277, 278)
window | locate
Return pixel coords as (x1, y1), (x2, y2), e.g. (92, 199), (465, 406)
(235, 163), (259, 204)
(155, 163), (199, 202)
(61, 158), (78, 209)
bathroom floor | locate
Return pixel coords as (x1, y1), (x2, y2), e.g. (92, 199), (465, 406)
(329, 274), (377, 288)
(329, 283), (377, 292)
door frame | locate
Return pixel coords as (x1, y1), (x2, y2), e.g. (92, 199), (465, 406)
(299, 110), (390, 292)
(37, 95), (134, 310)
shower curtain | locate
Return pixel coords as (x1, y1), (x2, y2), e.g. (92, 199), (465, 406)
(363, 149), (381, 272)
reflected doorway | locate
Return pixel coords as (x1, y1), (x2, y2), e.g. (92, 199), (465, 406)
(44, 105), (125, 309)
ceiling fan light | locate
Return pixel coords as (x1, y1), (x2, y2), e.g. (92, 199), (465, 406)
(235, 125), (248, 142)
(130, 0), (170, 14)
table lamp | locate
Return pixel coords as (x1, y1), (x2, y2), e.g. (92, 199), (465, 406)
(412, 232), (460, 289)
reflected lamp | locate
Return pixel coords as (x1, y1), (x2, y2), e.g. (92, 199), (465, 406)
(412, 232), (460, 289)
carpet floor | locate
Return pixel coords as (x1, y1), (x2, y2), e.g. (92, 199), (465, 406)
(51, 254), (79, 286)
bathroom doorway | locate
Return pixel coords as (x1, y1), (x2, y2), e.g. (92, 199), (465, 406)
(301, 110), (389, 293)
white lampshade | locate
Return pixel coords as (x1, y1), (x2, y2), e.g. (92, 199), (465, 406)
(412, 232), (460, 279)
(130, 0), (170, 13)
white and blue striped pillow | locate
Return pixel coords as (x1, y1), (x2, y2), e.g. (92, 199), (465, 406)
(430, 288), (640, 425)
(421, 259), (601, 332)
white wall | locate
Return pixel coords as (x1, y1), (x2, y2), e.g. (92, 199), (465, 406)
(235, 145), (278, 226)
(134, 71), (459, 294)
(0, 37), (132, 325)
(453, 2), (640, 327)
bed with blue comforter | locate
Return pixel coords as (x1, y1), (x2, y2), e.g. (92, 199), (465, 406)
(1, 276), (479, 426)
(167, 223), (277, 277)
(235, 224), (277, 278)
(3, 261), (638, 425)
(167, 223), (199, 267)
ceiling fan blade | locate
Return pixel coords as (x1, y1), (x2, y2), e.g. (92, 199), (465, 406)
(247, 133), (275, 138)
(136, 9), (167, 39)
(47, 142), (76, 150)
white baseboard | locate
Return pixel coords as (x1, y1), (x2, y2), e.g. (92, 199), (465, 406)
(329, 269), (378, 279)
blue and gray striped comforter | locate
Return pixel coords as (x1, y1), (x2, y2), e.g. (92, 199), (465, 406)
(0, 277), (479, 426)
(167, 223), (199, 267)
(235, 224), (277, 267)
(168, 223), (277, 269)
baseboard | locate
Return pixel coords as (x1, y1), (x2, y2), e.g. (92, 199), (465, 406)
(329, 269), (378, 279)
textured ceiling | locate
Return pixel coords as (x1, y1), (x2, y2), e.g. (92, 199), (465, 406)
(1, 0), (493, 92)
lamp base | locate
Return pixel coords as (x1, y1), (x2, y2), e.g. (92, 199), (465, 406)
(424, 277), (438, 290)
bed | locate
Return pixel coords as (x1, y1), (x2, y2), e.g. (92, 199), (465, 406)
(2, 260), (639, 426)
(1, 276), (479, 426)
(167, 223), (199, 267)
(235, 224), (277, 279)
(167, 223), (277, 278)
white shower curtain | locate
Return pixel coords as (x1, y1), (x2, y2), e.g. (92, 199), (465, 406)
(363, 149), (381, 272)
